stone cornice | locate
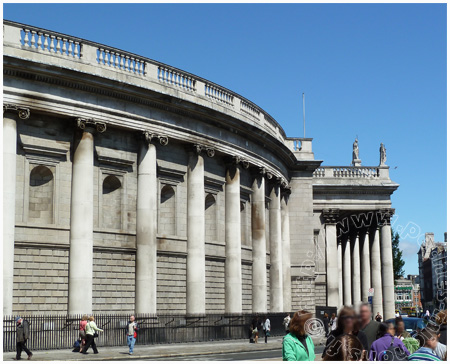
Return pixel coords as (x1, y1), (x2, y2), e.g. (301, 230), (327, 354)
(3, 58), (311, 173)
(313, 184), (399, 195)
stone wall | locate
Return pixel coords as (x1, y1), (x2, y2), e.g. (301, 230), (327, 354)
(205, 259), (225, 313)
(291, 276), (316, 312)
(13, 246), (69, 315)
(242, 262), (252, 312)
(156, 254), (187, 313)
(315, 282), (327, 307)
(92, 250), (135, 314)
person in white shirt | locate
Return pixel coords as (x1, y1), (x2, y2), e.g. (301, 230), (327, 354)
(263, 316), (271, 343)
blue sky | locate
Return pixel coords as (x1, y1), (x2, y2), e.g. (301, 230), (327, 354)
(4, 3), (446, 275)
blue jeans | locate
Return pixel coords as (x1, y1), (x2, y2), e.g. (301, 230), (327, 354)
(127, 335), (136, 353)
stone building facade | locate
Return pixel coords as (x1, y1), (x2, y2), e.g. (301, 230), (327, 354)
(3, 20), (399, 318)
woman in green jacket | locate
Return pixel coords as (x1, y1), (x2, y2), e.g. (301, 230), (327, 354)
(282, 310), (316, 361)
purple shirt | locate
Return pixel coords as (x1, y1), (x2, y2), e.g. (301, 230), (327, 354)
(369, 334), (411, 361)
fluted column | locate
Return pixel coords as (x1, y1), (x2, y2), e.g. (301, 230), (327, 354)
(380, 209), (395, 320)
(251, 169), (267, 313)
(68, 118), (106, 314)
(337, 240), (343, 308)
(269, 181), (283, 312)
(3, 105), (30, 315)
(351, 233), (362, 305)
(323, 209), (340, 308)
(370, 227), (383, 319)
(136, 132), (168, 314)
(186, 144), (214, 315)
(343, 236), (352, 306)
(225, 159), (242, 314)
(360, 229), (371, 303)
(281, 187), (291, 312)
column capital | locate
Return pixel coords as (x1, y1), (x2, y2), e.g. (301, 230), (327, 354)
(225, 155), (250, 169)
(323, 208), (340, 224)
(142, 130), (169, 146)
(281, 184), (292, 197)
(76, 118), (107, 133)
(3, 104), (30, 119)
(376, 208), (395, 226)
(192, 143), (215, 157)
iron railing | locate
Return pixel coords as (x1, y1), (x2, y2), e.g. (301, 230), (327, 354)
(3, 313), (287, 352)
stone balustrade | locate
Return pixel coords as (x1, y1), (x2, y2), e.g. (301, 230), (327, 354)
(21, 28), (81, 58)
(205, 83), (234, 105)
(4, 20), (286, 141)
(158, 65), (196, 92)
(313, 166), (386, 179)
(98, 47), (146, 75)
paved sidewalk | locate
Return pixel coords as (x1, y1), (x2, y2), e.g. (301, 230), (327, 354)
(4, 336), (326, 361)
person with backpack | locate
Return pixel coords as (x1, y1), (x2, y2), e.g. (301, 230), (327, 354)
(369, 322), (410, 361)
(14, 317), (32, 360)
(81, 316), (103, 354)
(126, 315), (139, 355)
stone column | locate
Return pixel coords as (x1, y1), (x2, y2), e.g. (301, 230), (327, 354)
(68, 118), (106, 314)
(337, 240), (343, 308)
(370, 227), (383, 319)
(251, 169), (267, 313)
(225, 158), (242, 314)
(323, 209), (340, 308)
(351, 233), (362, 305)
(281, 186), (292, 312)
(269, 181), (283, 312)
(186, 144), (214, 315)
(3, 105), (30, 315)
(135, 132), (168, 314)
(343, 236), (352, 306)
(360, 229), (371, 303)
(380, 209), (396, 320)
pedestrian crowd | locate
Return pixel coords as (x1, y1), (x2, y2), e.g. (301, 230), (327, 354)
(281, 304), (447, 361)
(11, 306), (446, 361)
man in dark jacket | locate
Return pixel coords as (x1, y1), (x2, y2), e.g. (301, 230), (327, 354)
(15, 317), (32, 360)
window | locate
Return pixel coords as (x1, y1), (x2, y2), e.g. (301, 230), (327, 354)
(159, 185), (176, 235)
(102, 175), (122, 229)
(205, 194), (216, 241)
(29, 165), (54, 224)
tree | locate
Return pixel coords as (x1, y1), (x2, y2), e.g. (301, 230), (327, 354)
(392, 229), (405, 280)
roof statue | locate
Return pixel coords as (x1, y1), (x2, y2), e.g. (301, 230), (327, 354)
(352, 138), (361, 166)
(379, 143), (387, 166)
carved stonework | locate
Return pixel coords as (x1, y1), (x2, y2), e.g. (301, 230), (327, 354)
(143, 130), (169, 146)
(3, 104), (30, 120)
(281, 183), (292, 196)
(76, 118), (107, 133)
(228, 155), (250, 169)
(376, 208), (395, 226)
(193, 144), (215, 158)
(323, 208), (340, 224)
